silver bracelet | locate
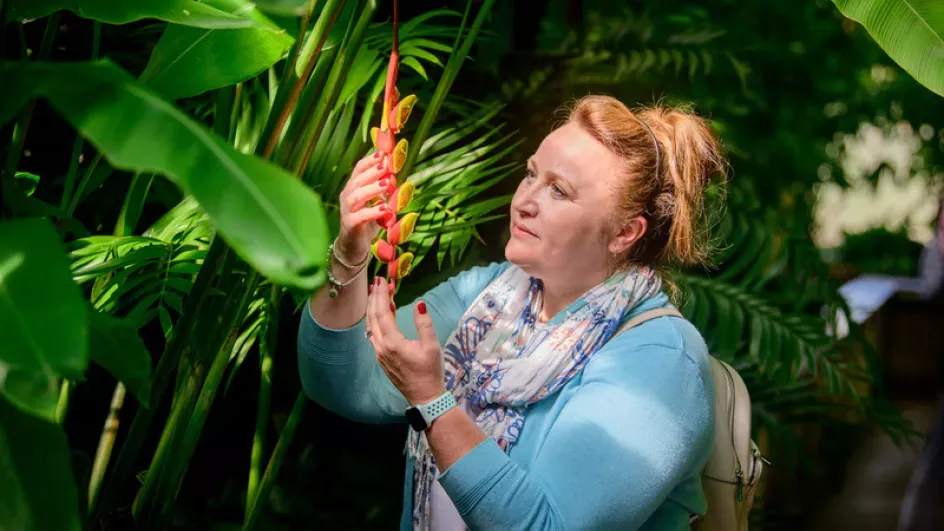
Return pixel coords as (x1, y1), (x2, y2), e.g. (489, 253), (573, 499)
(326, 239), (371, 298)
(330, 238), (370, 270)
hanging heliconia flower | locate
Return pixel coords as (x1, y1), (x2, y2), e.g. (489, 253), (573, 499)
(369, 0), (418, 304)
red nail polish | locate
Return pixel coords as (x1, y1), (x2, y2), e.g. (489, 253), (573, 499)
(379, 179), (388, 187)
(418, 301), (427, 315)
(368, 284), (373, 295)
(379, 204), (387, 212)
(373, 152), (380, 159)
(376, 162), (383, 170)
(390, 302), (396, 313)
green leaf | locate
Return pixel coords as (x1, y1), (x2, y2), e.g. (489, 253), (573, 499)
(0, 397), (81, 531)
(832, 0), (944, 96)
(88, 311), (153, 408)
(1, 60), (329, 290)
(140, 0), (293, 99)
(0, 219), (88, 421)
(7, 0), (260, 29)
(401, 56), (429, 81)
(13, 171), (39, 196)
(253, 0), (311, 15)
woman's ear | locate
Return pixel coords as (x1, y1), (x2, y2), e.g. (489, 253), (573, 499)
(610, 215), (647, 255)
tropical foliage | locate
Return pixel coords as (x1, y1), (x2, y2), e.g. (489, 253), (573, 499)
(1, 0), (941, 529)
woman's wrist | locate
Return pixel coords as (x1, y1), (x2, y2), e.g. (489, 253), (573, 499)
(334, 235), (369, 266)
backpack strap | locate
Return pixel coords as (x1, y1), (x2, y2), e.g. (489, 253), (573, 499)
(612, 307), (683, 338)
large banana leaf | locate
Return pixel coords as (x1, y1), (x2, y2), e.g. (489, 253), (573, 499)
(0, 60), (329, 290)
(253, 0), (311, 15)
(832, 0), (944, 96)
(0, 397), (80, 531)
(7, 0), (260, 29)
(141, 0), (294, 99)
(0, 218), (88, 421)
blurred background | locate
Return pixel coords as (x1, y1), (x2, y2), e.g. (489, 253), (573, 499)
(3, 0), (944, 530)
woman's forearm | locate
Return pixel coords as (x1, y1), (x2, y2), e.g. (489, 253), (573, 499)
(426, 407), (488, 472)
(309, 241), (370, 330)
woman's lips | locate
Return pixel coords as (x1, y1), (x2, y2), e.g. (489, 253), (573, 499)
(512, 222), (537, 238)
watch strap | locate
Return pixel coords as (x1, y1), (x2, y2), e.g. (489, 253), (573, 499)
(408, 391), (457, 431)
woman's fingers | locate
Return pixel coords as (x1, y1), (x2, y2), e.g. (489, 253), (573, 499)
(347, 203), (390, 228)
(347, 178), (391, 213)
(347, 158), (388, 191)
(352, 151), (382, 177)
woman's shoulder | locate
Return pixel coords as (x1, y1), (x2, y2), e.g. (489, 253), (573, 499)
(584, 304), (712, 387)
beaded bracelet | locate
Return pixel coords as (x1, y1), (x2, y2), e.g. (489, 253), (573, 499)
(326, 238), (371, 298)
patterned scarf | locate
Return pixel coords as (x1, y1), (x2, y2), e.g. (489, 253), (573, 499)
(407, 263), (662, 530)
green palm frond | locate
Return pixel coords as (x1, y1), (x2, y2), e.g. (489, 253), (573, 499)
(69, 197), (211, 332)
(405, 100), (522, 269)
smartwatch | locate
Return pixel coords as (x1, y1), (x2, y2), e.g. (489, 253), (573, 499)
(405, 391), (457, 431)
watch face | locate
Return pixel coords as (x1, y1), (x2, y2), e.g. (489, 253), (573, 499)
(406, 407), (428, 431)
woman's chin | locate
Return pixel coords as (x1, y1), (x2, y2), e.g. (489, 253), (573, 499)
(505, 242), (537, 271)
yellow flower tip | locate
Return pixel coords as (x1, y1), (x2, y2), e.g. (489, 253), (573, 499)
(397, 252), (414, 278)
(400, 212), (419, 242)
(392, 139), (409, 173)
(388, 94), (418, 134)
(387, 212), (419, 247)
(370, 127), (379, 149)
(395, 181), (415, 212)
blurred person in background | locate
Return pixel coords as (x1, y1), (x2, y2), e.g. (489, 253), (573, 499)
(897, 198), (944, 531)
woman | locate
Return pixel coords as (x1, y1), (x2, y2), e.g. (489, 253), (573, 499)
(298, 95), (725, 530)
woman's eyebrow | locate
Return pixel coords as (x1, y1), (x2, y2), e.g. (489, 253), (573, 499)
(528, 157), (577, 193)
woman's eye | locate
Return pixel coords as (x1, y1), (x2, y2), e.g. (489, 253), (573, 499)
(551, 185), (566, 198)
(523, 168), (536, 180)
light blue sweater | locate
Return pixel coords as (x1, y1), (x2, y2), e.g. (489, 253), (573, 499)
(297, 261), (715, 530)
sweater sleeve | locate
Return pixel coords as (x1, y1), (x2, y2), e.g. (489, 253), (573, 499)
(297, 261), (509, 424)
(438, 339), (714, 531)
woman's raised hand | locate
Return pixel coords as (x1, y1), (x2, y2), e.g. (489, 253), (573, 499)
(336, 152), (395, 262)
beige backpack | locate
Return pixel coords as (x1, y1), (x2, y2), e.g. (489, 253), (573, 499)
(613, 307), (767, 530)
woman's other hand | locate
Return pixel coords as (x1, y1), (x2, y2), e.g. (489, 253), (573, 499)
(367, 277), (446, 405)
(337, 152), (395, 263)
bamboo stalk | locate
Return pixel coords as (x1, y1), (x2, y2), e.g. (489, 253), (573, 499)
(87, 383), (126, 512)
(242, 393), (308, 531)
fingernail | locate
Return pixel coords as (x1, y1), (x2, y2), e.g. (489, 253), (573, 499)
(373, 152), (380, 159)
(379, 179), (388, 187)
(418, 301), (427, 315)
(390, 302), (396, 313)
(368, 284), (373, 295)
(376, 162), (383, 170)
(379, 204), (387, 212)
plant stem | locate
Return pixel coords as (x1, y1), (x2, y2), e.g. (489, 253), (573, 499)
(132, 356), (210, 525)
(243, 393), (308, 531)
(260, 0), (344, 160)
(246, 285), (280, 518)
(399, 0), (496, 179)
(87, 383), (126, 513)
(90, 238), (226, 521)
(61, 21), (100, 210)
(292, 0), (376, 177)
(153, 328), (241, 524)
(56, 379), (73, 424)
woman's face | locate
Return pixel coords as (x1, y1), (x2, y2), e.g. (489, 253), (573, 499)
(505, 122), (636, 283)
